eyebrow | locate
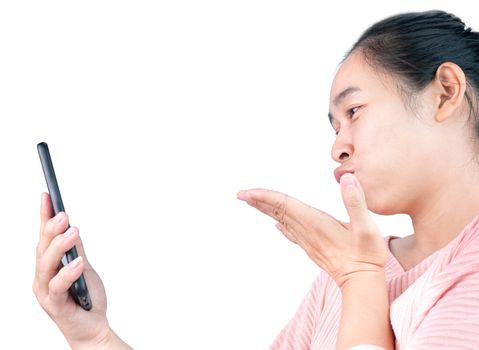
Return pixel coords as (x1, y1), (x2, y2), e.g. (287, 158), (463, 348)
(328, 86), (361, 127)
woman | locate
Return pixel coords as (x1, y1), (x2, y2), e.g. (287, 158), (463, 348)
(33, 10), (479, 350)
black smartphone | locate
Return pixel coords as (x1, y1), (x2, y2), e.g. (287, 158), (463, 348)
(37, 142), (92, 311)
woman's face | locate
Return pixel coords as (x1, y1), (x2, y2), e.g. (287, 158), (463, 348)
(328, 50), (441, 215)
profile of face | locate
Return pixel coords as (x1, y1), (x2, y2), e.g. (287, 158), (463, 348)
(328, 50), (472, 216)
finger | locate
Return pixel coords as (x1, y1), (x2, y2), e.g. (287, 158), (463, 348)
(36, 226), (80, 295)
(340, 173), (374, 234)
(40, 192), (54, 237)
(239, 189), (295, 222)
(240, 188), (331, 232)
(275, 223), (298, 244)
(48, 256), (84, 306)
(244, 193), (303, 234)
(242, 193), (301, 244)
(73, 235), (90, 266)
(37, 212), (69, 256)
(274, 223), (320, 268)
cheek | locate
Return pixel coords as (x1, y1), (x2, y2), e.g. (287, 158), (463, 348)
(354, 106), (411, 170)
(354, 130), (413, 215)
(353, 103), (424, 214)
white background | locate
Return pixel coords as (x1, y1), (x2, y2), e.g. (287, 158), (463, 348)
(0, 1), (477, 349)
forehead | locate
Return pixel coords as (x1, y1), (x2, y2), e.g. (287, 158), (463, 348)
(329, 51), (385, 104)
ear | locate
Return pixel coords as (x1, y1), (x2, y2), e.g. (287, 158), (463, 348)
(433, 62), (467, 123)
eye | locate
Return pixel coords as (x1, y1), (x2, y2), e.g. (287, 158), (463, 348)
(347, 106), (360, 118)
(334, 106), (361, 136)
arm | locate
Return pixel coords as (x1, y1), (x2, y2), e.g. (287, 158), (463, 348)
(336, 271), (394, 350)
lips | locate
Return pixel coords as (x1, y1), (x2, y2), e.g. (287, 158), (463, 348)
(334, 167), (354, 184)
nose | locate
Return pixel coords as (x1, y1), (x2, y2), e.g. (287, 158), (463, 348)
(331, 132), (353, 164)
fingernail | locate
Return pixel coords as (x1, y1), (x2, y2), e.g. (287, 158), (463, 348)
(63, 227), (75, 237)
(237, 190), (248, 201)
(53, 213), (64, 224)
(68, 256), (83, 270)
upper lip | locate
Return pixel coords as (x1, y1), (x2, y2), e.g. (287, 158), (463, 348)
(334, 166), (354, 183)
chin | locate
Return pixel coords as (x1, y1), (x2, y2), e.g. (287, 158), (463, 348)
(363, 184), (403, 216)
(369, 204), (401, 216)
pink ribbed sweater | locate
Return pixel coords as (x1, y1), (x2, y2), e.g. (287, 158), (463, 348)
(270, 213), (479, 350)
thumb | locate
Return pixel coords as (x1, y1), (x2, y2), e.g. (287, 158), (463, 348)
(340, 173), (372, 234)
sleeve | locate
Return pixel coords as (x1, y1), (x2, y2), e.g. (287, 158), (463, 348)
(403, 269), (479, 349)
(269, 273), (325, 350)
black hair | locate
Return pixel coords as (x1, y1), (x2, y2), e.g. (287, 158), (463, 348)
(344, 10), (479, 143)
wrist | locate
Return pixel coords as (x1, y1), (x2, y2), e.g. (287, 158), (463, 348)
(339, 269), (386, 291)
(71, 327), (132, 350)
(337, 269), (393, 350)
(98, 328), (133, 350)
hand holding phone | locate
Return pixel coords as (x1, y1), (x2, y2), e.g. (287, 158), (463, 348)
(37, 142), (92, 310)
(33, 142), (132, 349)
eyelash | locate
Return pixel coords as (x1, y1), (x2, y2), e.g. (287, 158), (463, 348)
(334, 106), (360, 136)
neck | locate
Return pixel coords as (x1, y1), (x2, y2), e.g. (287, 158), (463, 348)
(407, 167), (479, 255)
